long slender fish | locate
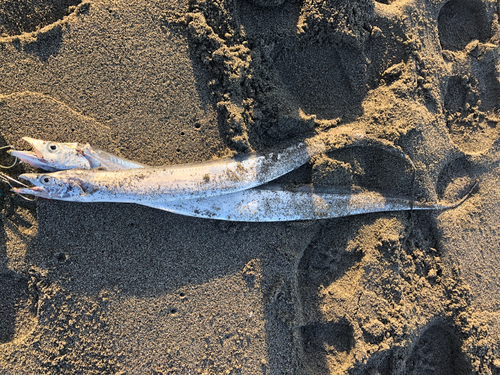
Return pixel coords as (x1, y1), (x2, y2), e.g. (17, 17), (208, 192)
(9, 135), (473, 221)
(140, 184), (473, 221)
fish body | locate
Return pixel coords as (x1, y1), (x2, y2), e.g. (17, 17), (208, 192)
(138, 184), (467, 221)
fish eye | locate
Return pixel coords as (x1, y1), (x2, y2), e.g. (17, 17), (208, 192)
(47, 143), (59, 153)
(40, 175), (52, 185)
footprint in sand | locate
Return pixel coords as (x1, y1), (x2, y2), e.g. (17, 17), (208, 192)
(179, 0), (375, 149)
(436, 155), (475, 202)
(438, 0), (500, 154)
(438, 0), (493, 52)
(0, 1), (90, 61)
(405, 319), (472, 375)
(296, 219), (362, 373)
(0, 271), (37, 345)
(296, 210), (479, 373)
(0, 0), (84, 37)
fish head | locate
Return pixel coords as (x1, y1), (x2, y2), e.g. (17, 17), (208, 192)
(8, 137), (91, 171)
(13, 171), (86, 200)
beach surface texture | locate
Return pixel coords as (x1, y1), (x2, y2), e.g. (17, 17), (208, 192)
(1, 0), (500, 373)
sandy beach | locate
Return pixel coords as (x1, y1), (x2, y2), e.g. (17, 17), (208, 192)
(1, 0), (500, 373)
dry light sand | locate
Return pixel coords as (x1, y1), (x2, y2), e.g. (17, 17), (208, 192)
(1, 0), (500, 373)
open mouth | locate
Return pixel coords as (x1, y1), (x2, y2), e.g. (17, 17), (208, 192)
(7, 137), (48, 168)
(23, 137), (44, 158)
(11, 186), (51, 200)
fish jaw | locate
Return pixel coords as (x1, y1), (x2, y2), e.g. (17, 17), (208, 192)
(11, 186), (53, 199)
(8, 149), (60, 171)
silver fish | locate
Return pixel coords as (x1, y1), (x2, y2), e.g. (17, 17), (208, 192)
(137, 184), (474, 221)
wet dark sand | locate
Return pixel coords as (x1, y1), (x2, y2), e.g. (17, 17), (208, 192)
(1, 0), (500, 373)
